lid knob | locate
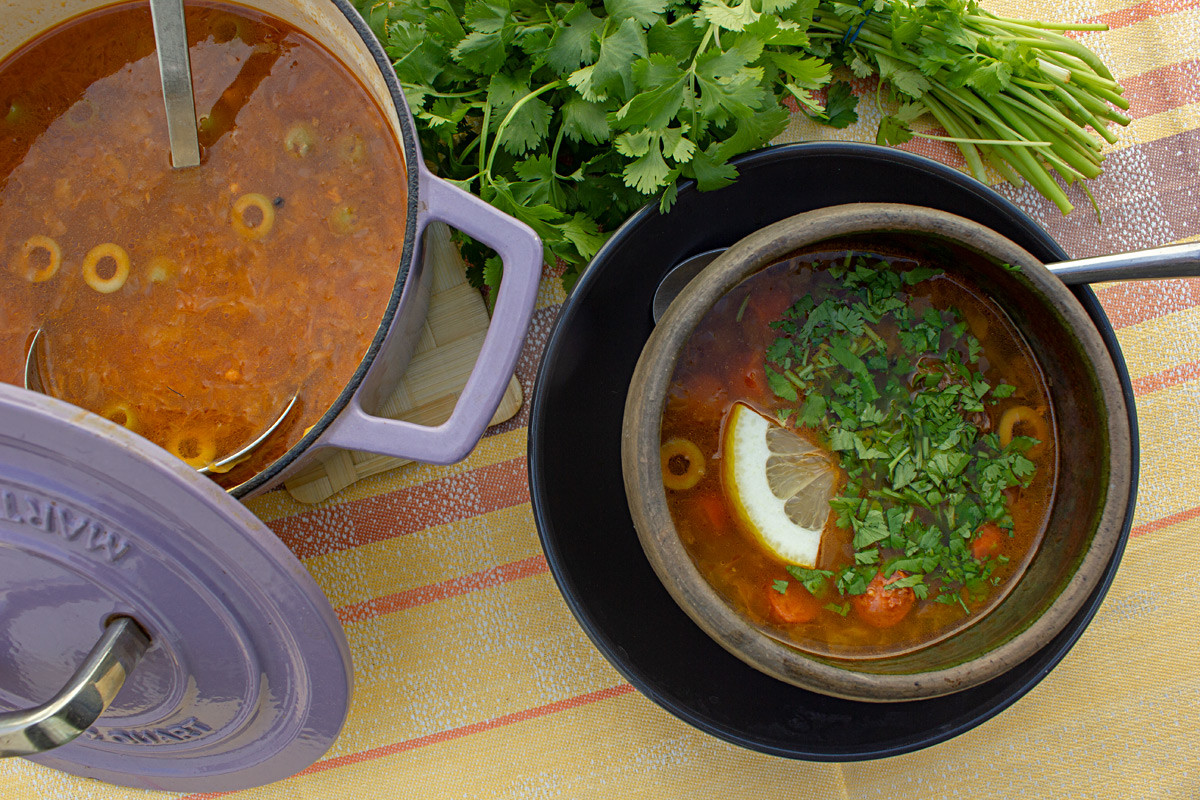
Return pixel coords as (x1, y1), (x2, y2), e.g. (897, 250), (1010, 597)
(0, 617), (150, 756)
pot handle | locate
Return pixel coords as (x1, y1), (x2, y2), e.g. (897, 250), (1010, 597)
(319, 169), (542, 464)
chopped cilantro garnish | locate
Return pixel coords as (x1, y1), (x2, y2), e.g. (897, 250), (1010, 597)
(785, 565), (833, 596)
(766, 253), (1041, 606)
(824, 602), (851, 617)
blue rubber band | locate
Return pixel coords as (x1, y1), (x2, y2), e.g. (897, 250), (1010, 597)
(841, 0), (873, 45)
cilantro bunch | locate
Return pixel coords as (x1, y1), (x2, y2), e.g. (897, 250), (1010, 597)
(357, 0), (840, 290)
(766, 255), (1038, 608)
(355, 0), (1126, 292)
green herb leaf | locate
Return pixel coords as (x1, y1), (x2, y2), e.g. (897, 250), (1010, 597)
(488, 72), (553, 155)
(361, 0), (1129, 293)
(820, 80), (859, 128)
(824, 601), (850, 616)
(786, 565), (833, 595)
(561, 93), (612, 144)
(613, 55), (688, 129)
(604, 0), (667, 26)
(546, 3), (604, 76)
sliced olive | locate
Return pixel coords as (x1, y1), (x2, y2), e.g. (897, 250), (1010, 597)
(334, 132), (367, 168)
(284, 122), (317, 157)
(327, 203), (360, 236)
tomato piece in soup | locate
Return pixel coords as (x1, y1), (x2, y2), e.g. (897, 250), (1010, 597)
(767, 582), (822, 624)
(971, 522), (1006, 560)
(850, 571), (916, 629)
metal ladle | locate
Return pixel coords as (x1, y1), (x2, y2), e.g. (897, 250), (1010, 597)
(149, 0), (200, 168)
(24, 330), (298, 477)
(651, 241), (1200, 324)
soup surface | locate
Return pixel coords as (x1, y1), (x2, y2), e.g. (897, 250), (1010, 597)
(0, 1), (406, 487)
(661, 249), (1058, 658)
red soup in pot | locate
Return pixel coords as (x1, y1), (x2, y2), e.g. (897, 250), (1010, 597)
(660, 248), (1058, 658)
(0, 1), (407, 488)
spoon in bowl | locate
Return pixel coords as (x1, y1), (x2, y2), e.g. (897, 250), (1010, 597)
(651, 241), (1200, 324)
(24, 329), (298, 476)
(149, 0), (201, 168)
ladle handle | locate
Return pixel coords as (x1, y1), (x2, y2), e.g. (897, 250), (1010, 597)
(1046, 242), (1200, 285)
(0, 617), (150, 757)
(149, 0), (201, 168)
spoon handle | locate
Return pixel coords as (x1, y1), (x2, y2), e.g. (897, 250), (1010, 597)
(149, 0), (201, 168)
(1046, 242), (1200, 285)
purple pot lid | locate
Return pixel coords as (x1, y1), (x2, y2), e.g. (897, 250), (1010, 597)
(0, 383), (353, 791)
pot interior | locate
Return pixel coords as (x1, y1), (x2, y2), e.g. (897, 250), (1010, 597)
(1, 0), (406, 152)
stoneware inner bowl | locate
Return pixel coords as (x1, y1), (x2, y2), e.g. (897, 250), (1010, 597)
(621, 202), (1132, 702)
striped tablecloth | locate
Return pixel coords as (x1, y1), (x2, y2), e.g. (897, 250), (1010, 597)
(4, 0), (1198, 796)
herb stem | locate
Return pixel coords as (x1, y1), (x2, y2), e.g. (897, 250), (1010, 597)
(989, 101), (1086, 183)
(401, 84), (485, 100)
(1006, 83), (1105, 152)
(1052, 77), (1132, 123)
(932, 88), (1074, 213)
(909, 131), (1053, 148)
(972, 12), (1110, 33)
(992, 35), (1115, 82)
(476, 95), (492, 187)
(918, 93), (990, 184)
(686, 23), (718, 135)
(483, 80), (563, 182)
(550, 123), (568, 180)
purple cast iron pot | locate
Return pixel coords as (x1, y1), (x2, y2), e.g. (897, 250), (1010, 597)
(0, 0), (541, 791)
(2, 0), (542, 500)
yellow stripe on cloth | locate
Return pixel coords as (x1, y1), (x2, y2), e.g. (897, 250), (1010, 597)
(1113, 304), (1200, 382)
(324, 574), (621, 760)
(986, 0), (1148, 21)
(1128, 382), (1200, 528)
(302, 503), (543, 612)
(1077, 6), (1200, 75)
(1115, 100), (1200, 149)
(192, 689), (851, 800)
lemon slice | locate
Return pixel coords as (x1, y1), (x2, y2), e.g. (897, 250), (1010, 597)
(722, 402), (837, 567)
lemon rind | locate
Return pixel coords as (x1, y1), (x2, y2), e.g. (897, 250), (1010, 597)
(723, 403), (825, 567)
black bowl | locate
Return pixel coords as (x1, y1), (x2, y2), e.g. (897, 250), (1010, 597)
(527, 142), (1138, 760)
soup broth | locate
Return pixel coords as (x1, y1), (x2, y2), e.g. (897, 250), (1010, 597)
(661, 248), (1058, 658)
(0, 1), (406, 487)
